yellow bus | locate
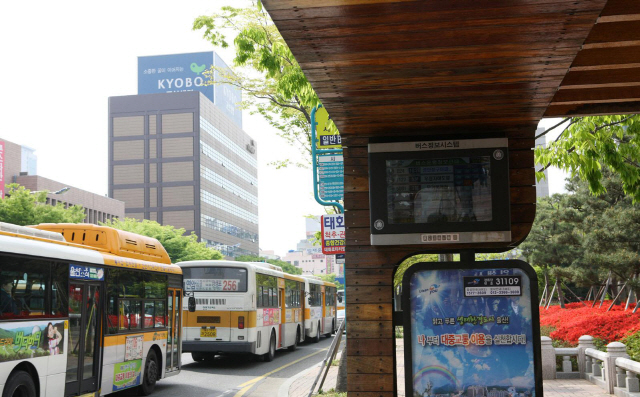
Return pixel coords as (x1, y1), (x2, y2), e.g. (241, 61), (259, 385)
(178, 260), (305, 361)
(303, 276), (338, 343)
(0, 222), (182, 397)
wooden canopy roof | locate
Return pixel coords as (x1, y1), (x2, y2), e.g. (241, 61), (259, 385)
(264, 0), (639, 136)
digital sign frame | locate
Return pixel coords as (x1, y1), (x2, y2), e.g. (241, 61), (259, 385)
(368, 138), (511, 246)
(402, 259), (543, 397)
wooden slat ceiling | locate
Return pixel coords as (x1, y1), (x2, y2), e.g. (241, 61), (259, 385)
(546, 0), (640, 117)
(262, 0), (638, 136)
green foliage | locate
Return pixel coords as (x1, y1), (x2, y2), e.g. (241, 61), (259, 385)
(536, 115), (640, 202)
(522, 170), (640, 301)
(394, 254), (439, 287)
(0, 183), (85, 226)
(234, 254), (303, 275)
(193, 3), (338, 168)
(101, 218), (223, 263)
(622, 331), (640, 362)
(318, 273), (343, 290)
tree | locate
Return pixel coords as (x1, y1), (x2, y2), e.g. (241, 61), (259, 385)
(393, 254), (439, 287)
(522, 170), (640, 305)
(235, 254), (302, 275)
(318, 273), (343, 290)
(193, 3), (337, 168)
(0, 183), (85, 226)
(536, 115), (640, 202)
(101, 218), (223, 263)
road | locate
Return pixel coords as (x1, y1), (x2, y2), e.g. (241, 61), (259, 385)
(114, 336), (341, 397)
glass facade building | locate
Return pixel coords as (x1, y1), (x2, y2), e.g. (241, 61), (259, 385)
(108, 91), (258, 258)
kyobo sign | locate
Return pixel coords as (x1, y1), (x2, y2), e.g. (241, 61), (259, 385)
(138, 51), (242, 128)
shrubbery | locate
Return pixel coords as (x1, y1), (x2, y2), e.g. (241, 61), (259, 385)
(540, 301), (640, 358)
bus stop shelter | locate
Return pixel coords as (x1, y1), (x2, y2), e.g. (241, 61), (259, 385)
(262, 0), (640, 395)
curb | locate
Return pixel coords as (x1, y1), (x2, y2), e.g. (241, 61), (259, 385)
(277, 361), (322, 397)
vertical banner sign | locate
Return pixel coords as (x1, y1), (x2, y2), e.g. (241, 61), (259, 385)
(318, 154), (344, 201)
(0, 141), (4, 198)
(321, 214), (346, 255)
(315, 106), (341, 149)
(403, 260), (542, 397)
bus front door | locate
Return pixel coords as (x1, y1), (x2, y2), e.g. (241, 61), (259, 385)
(66, 282), (102, 397)
(166, 288), (182, 373)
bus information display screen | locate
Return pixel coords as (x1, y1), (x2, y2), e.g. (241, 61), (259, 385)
(368, 138), (511, 246)
(386, 156), (492, 225)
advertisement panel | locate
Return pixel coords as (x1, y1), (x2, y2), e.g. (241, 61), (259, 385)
(0, 320), (66, 362)
(138, 51), (242, 128)
(321, 214), (345, 255)
(402, 260), (542, 397)
(112, 359), (143, 391)
(213, 52), (243, 128)
(260, 308), (280, 326)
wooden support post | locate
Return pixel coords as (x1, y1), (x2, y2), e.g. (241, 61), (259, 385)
(600, 273), (612, 308)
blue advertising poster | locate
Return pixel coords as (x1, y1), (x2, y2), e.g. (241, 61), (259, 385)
(403, 261), (541, 397)
(138, 52), (242, 128)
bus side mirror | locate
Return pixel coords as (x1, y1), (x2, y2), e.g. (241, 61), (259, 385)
(188, 297), (196, 312)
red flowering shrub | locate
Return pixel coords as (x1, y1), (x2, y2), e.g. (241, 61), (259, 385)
(540, 301), (640, 345)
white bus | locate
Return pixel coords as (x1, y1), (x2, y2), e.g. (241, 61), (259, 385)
(178, 261), (306, 362)
(303, 276), (338, 343)
(0, 222), (182, 397)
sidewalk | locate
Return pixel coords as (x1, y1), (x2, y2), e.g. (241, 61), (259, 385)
(287, 337), (615, 396)
(287, 351), (341, 397)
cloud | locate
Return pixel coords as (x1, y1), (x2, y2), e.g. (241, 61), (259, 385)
(474, 362), (491, 371)
(442, 350), (463, 368)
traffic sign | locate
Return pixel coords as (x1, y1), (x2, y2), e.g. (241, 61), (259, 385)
(321, 214), (345, 255)
(315, 106), (342, 149)
(318, 154), (344, 201)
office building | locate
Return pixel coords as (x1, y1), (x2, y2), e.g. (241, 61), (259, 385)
(535, 127), (550, 198)
(0, 138), (124, 223)
(108, 52), (258, 258)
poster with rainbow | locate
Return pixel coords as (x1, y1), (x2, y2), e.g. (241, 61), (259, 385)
(405, 264), (539, 397)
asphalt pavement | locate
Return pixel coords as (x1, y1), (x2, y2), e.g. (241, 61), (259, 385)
(112, 336), (337, 397)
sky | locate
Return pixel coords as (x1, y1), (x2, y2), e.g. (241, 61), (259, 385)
(0, 1), (568, 258)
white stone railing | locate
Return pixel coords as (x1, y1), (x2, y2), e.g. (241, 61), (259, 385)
(542, 335), (640, 396)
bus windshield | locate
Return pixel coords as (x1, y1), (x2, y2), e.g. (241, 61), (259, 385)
(183, 267), (248, 292)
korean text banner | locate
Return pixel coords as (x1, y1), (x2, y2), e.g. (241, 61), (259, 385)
(404, 263), (541, 397)
(138, 51), (242, 128)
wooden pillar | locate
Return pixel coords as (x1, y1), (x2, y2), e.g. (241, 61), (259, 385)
(342, 130), (536, 396)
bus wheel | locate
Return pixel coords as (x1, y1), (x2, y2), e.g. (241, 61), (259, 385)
(289, 328), (300, 351)
(313, 323), (321, 343)
(139, 349), (159, 396)
(2, 371), (36, 397)
(264, 331), (276, 362)
(191, 352), (205, 362)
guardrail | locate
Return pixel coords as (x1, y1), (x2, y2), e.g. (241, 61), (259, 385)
(542, 335), (640, 396)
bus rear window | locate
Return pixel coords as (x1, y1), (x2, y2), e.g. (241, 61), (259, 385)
(183, 267), (248, 292)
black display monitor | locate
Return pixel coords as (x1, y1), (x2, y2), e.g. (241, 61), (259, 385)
(368, 138), (511, 245)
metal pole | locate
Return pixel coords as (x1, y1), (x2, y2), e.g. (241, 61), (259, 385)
(308, 320), (345, 397)
(318, 322), (345, 393)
